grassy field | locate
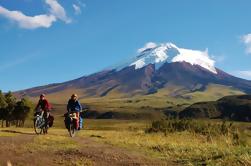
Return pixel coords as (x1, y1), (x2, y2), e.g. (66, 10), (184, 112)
(1, 119), (250, 165)
(27, 84), (244, 115)
(75, 84), (244, 118)
(3, 84), (250, 165)
(81, 119), (251, 165)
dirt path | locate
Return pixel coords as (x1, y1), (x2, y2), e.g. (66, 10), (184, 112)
(0, 130), (175, 166)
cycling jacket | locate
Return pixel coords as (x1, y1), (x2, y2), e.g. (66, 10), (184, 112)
(67, 99), (82, 112)
(36, 99), (50, 111)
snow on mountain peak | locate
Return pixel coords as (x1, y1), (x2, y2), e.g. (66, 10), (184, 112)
(172, 47), (217, 74)
(129, 42), (217, 74)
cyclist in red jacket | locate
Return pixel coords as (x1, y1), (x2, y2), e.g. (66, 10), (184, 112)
(35, 94), (51, 127)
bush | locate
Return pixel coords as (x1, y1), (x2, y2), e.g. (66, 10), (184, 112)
(146, 118), (237, 137)
(0, 91), (34, 127)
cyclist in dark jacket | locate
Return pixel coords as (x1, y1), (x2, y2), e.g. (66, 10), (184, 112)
(67, 94), (82, 129)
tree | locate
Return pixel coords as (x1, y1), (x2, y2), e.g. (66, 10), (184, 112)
(0, 90), (34, 128)
(0, 90), (7, 127)
(13, 98), (34, 127)
(4, 92), (16, 127)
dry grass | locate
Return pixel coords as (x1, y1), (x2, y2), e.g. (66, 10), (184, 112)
(1, 119), (250, 165)
(80, 130), (251, 165)
(23, 135), (77, 152)
(79, 120), (251, 165)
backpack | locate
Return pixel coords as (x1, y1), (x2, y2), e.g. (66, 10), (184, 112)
(48, 114), (54, 127)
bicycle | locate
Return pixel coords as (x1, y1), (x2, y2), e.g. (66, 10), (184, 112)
(34, 111), (49, 134)
(65, 112), (78, 137)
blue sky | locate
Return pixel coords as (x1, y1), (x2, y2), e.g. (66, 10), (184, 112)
(0, 0), (251, 92)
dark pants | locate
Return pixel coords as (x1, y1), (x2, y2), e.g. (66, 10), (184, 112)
(43, 111), (50, 127)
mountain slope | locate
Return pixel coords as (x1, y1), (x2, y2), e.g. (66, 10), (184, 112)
(179, 95), (251, 121)
(15, 43), (251, 104)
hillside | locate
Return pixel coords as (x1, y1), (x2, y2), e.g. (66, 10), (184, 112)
(179, 95), (251, 121)
(13, 43), (251, 121)
(15, 62), (249, 104)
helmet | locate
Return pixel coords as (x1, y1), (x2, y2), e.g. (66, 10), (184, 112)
(71, 94), (78, 98)
(40, 94), (45, 97)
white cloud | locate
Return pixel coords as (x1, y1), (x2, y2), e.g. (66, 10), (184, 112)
(233, 70), (251, 80)
(0, 6), (56, 29)
(73, 4), (81, 15)
(241, 33), (251, 54)
(0, 0), (71, 29)
(137, 42), (158, 53)
(76, 0), (86, 8)
(46, 0), (71, 23)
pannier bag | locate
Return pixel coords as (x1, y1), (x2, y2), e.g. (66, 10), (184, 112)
(79, 117), (83, 129)
(48, 114), (54, 127)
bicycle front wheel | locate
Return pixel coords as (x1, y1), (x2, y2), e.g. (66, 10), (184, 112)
(69, 123), (76, 137)
(34, 118), (43, 134)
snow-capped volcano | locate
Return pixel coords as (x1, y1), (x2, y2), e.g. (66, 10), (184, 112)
(16, 41), (251, 100)
(127, 42), (217, 74)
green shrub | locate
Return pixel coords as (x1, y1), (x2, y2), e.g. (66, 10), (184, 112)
(146, 119), (237, 137)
